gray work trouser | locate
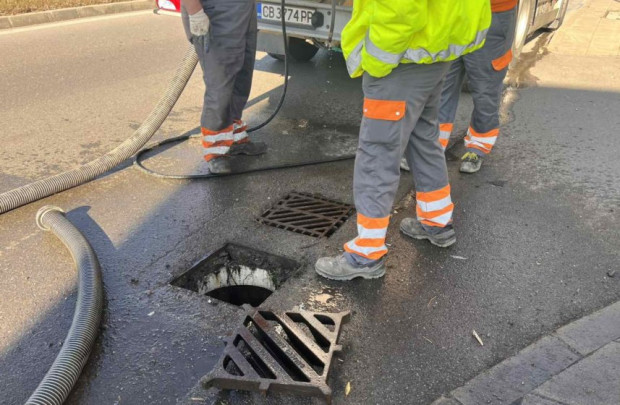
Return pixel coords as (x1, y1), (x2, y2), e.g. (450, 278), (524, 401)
(344, 62), (454, 265)
(182, 0), (257, 132)
(438, 8), (517, 156)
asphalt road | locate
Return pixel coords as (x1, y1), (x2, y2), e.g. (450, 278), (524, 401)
(1, 3), (619, 405)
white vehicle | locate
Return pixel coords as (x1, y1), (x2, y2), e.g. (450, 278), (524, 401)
(155, 0), (570, 62)
(255, 0), (570, 61)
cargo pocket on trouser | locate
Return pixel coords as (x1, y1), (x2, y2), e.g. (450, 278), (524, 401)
(492, 49), (513, 71)
(358, 97), (407, 173)
(358, 97), (407, 157)
(363, 98), (406, 122)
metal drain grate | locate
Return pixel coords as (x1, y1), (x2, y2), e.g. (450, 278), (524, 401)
(257, 192), (354, 238)
(203, 305), (350, 404)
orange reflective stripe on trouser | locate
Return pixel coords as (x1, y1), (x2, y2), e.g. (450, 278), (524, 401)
(492, 49), (513, 71)
(439, 123), (453, 150)
(202, 125), (234, 161)
(491, 0), (518, 12)
(464, 126), (499, 154)
(344, 213), (389, 260)
(233, 119), (249, 143)
(416, 184), (454, 227)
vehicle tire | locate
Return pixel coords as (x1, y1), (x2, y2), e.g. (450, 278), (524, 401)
(267, 37), (319, 62)
(268, 53), (285, 61)
(512, 0), (535, 60)
(288, 37), (319, 62)
(546, 0), (570, 31)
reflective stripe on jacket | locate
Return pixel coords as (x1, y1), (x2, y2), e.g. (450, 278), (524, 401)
(341, 0), (492, 78)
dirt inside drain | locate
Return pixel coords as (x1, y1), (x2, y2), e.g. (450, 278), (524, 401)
(171, 243), (299, 307)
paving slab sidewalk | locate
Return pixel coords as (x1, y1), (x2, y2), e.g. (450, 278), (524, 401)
(432, 301), (620, 405)
(0, 0), (153, 30)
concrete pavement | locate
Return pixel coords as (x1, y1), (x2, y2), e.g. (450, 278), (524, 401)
(0, 1), (619, 404)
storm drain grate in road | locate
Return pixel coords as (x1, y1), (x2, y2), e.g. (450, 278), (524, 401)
(257, 192), (354, 238)
(203, 305), (350, 404)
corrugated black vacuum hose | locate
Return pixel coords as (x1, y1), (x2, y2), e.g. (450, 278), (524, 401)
(26, 206), (103, 405)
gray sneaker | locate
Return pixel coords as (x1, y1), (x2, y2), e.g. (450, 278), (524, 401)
(229, 141), (267, 156)
(207, 156), (232, 174)
(400, 157), (410, 172)
(460, 151), (482, 173)
(399, 217), (456, 248)
(315, 255), (386, 281)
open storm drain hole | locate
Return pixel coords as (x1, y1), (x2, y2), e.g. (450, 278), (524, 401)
(171, 243), (299, 307)
(257, 191), (355, 238)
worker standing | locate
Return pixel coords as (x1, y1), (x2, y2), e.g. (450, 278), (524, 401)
(181, 0), (266, 174)
(434, 0), (517, 173)
(315, 1), (491, 281)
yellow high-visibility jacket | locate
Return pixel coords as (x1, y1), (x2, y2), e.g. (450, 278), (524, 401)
(342, 0), (492, 78)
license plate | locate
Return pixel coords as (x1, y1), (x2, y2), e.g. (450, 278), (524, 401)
(257, 2), (315, 27)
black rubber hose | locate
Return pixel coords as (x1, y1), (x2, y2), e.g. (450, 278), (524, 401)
(27, 206), (103, 405)
(0, 46), (199, 216)
(134, 129), (355, 179)
(246, 0), (289, 132)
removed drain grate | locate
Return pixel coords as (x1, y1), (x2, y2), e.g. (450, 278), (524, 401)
(258, 192), (354, 238)
(171, 244), (299, 307)
(605, 10), (620, 20)
(203, 305), (350, 404)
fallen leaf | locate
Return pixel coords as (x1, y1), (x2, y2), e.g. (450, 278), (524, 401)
(345, 381), (351, 396)
(472, 329), (484, 346)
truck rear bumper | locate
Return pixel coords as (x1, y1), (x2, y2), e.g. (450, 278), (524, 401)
(257, 0), (351, 45)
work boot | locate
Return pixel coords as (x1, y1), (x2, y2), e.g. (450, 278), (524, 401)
(460, 151), (483, 173)
(207, 156), (232, 174)
(228, 141), (267, 156)
(315, 255), (386, 281)
(400, 157), (410, 172)
(400, 217), (456, 248)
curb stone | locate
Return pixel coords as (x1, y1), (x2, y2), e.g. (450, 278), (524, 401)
(431, 300), (620, 405)
(0, 0), (153, 30)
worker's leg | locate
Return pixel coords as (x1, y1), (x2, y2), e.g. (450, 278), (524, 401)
(315, 63), (450, 280)
(229, 4), (256, 128)
(183, 0), (255, 171)
(460, 8), (516, 172)
(400, 66), (456, 248)
(437, 58), (467, 150)
(226, 5), (268, 155)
